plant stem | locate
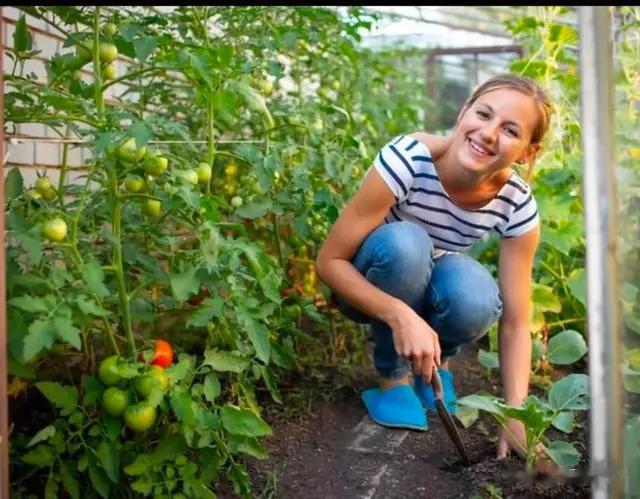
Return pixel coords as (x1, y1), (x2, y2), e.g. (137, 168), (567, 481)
(93, 8), (105, 118)
(57, 129), (70, 210)
(207, 96), (216, 195)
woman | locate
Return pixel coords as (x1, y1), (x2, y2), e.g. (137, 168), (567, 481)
(316, 74), (552, 463)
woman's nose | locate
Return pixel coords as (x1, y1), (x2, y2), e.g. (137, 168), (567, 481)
(479, 122), (499, 144)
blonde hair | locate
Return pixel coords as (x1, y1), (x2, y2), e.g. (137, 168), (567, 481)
(461, 74), (553, 180)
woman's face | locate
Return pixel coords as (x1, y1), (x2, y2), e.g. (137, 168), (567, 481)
(453, 87), (540, 176)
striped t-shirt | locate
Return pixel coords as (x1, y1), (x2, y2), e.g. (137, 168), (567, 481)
(372, 134), (539, 252)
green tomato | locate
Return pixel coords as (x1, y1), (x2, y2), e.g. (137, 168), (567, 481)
(257, 78), (273, 95)
(311, 117), (323, 131)
(102, 387), (130, 417)
(124, 175), (145, 193)
(104, 22), (118, 37)
(134, 365), (169, 399)
(35, 177), (52, 194)
(182, 170), (199, 185)
(98, 355), (122, 386)
(99, 43), (119, 64)
(25, 188), (42, 201)
(196, 162), (212, 183)
(102, 62), (117, 80)
(230, 196), (244, 208)
(124, 402), (157, 432)
(41, 187), (57, 201)
(118, 138), (145, 163)
(145, 155), (168, 176)
(42, 218), (67, 242)
(142, 199), (162, 219)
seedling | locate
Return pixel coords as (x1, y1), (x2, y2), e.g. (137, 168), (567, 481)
(458, 373), (589, 472)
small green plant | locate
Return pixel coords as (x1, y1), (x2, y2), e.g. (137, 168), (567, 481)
(458, 373), (589, 472)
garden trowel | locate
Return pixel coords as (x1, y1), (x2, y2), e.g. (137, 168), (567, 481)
(431, 366), (471, 466)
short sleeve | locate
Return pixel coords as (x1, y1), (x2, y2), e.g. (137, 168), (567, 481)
(372, 135), (419, 203)
(501, 189), (540, 238)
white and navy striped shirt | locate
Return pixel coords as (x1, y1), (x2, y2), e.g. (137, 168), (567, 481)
(372, 134), (539, 252)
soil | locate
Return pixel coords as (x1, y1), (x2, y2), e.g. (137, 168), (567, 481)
(242, 343), (590, 499)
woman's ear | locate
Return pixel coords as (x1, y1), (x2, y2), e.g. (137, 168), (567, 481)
(518, 143), (541, 165)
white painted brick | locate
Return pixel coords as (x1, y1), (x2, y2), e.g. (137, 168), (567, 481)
(67, 145), (86, 168)
(25, 13), (47, 32)
(35, 141), (60, 165)
(18, 123), (45, 137)
(32, 32), (58, 60)
(22, 58), (47, 81)
(5, 23), (15, 48)
(3, 7), (21, 21)
(5, 141), (35, 165)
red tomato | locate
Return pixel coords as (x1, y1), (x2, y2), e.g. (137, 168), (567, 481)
(151, 339), (173, 368)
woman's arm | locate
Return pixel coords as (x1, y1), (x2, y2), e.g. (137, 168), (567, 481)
(316, 167), (442, 380)
(496, 224), (540, 455)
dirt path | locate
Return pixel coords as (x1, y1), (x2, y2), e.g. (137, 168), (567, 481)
(245, 344), (590, 499)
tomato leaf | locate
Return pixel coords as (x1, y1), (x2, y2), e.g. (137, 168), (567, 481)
(567, 268), (586, 308)
(60, 460), (80, 499)
(27, 424), (56, 447)
(96, 439), (120, 484)
(53, 312), (81, 350)
(547, 330), (587, 365)
(88, 458), (112, 499)
(124, 454), (152, 476)
(236, 308), (270, 363)
(5, 168), (24, 201)
(9, 295), (50, 313)
(169, 265), (200, 303)
(220, 404), (272, 437)
(203, 349), (249, 373)
(23, 319), (56, 361)
(203, 373), (221, 403)
(228, 434), (268, 459)
(36, 381), (78, 416)
(186, 296), (224, 328)
(236, 200), (272, 219)
(13, 15), (32, 53)
(76, 294), (110, 317)
(82, 375), (103, 406)
(133, 36), (157, 63)
(81, 261), (109, 297)
(22, 444), (55, 467)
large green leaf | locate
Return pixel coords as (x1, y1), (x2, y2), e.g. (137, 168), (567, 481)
(548, 374), (589, 412)
(23, 319), (56, 361)
(237, 309), (270, 363)
(60, 460), (80, 499)
(547, 330), (587, 365)
(220, 405), (272, 437)
(133, 36), (157, 63)
(186, 296), (224, 328)
(36, 381), (78, 416)
(566, 268), (586, 307)
(551, 411), (575, 433)
(531, 284), (562, 314)
(22, 444), (54, 467)
(457, 394), (505, 420)
(203, 373), (221, 403)
(228, 434), (269, 459)
(546, 440), (580, 468)
(13, 15), (32, 53)
(5, 168), (24, 201)
(81, 261), (109, 297)
(203, 350), (249, 373)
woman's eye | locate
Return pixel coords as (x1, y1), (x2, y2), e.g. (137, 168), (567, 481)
(476, 110), (489, 118)
(504, 127), (518, 137)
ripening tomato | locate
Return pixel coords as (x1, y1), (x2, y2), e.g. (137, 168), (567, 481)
(99, 43), (118, 64)
(42, 218), (68, 242)
(142, 199), (162, 219)
(196, 162), (212, 183)
(104, 22), (117, 37)
(134, 365), (169, 398)
(151, 339), (173, 368)
(124, 402), (157, 432)
(103, 62), (117, 80)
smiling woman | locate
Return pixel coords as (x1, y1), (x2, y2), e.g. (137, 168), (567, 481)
(316, 73), (555, 468)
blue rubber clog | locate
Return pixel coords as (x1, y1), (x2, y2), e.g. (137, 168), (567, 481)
(361, 384), (428, 431)
(414, 368), (457, 414)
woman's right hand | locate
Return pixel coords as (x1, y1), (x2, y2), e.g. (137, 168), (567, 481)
(387, 301), (442, 383)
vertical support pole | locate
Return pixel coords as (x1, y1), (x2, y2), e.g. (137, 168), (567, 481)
(0, 7), (9, 497)
(578, 6), (623, 498)
(425, 51), (437, 128)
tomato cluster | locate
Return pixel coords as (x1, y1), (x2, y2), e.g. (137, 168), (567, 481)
(97, 339), (173, 432)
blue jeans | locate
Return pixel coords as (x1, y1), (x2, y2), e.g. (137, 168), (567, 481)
(335, 221), (503, 379)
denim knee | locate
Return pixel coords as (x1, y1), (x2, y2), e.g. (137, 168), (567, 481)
(353, 221), (434, 306)
(424, 255), (503, 357)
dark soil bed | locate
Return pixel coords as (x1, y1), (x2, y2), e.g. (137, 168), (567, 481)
(243, 343), (590, 499)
